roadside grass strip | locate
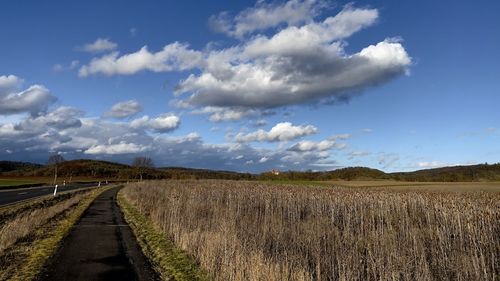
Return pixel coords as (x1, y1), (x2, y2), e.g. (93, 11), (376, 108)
(0, 186), (113, 281)
(117, 190), (209, 281)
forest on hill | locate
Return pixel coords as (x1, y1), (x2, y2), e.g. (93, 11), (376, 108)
(1, 159), (500, 182)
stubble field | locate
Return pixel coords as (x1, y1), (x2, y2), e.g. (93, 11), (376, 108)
(121, 180), (500, 281)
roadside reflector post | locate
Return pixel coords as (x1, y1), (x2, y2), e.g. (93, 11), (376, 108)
(106, 180), (108, 185)
(98, 181), (101, 187)
(53, 185), (58, 196)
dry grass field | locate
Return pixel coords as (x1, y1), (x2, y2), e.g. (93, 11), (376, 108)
(122, 180), (500, 281)
(0, 187), (111, 280)
(326, 180), (500, 192)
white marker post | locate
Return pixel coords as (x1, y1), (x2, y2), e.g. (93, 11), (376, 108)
(98, 181), (101, 187)
(53, 185), (58, 196)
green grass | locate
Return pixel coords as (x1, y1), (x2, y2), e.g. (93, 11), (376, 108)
(118, 190), (209, 281)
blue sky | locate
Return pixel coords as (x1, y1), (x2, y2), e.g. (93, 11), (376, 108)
(0, 0), (499, 172)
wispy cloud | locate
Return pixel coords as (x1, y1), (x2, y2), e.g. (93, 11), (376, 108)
(79, 38), (117, 53)
(105, 100), (143, 118)
(235, 122), (317, 142)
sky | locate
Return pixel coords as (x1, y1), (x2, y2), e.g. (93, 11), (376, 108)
(0, 0), (499, 173)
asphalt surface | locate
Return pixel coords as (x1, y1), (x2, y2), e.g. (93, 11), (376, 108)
(41, 186), (158, 281)
(0, 183), (101, 206)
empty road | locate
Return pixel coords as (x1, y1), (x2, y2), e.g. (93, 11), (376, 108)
(0, 183), (102, 206)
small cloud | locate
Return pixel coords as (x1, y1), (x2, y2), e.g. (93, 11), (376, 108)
(362, 128), (373, 133)
(415, 161), (447, 169)
(85, 141), (149, 155)
(130, 27), (137, 37)
(348, 151), (370, 159)
(105, 100), (142, 118)
(288, 139), (336, 152)
(193, 106), (254, 122)
(235, 122), (317, 142)
(330, 133), (351, 140)
(53, 64), (63, 72)
(53, 60), (80, 72)
(259, 157), (269, 163)
(378, 153), (400, 169)
(486, 127), (497, 133)
(209, 0), (329, 38)
(130, 113), (181, 133)
(79, 38), (117, 53)
(254, 119), (267, 127)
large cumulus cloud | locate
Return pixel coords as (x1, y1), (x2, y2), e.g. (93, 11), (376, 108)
(79, 4), (411, 121)
(0, 75), (57, 116)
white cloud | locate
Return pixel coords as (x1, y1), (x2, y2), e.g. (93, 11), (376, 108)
(175, 6), (410, 110)
(53, 60), (80, 72)
(80, 38), (117, 53)
(193, 106), (253, 122)
(288, 139), (335, 152)
(348, 151), (370, 159)
(84, 141), (149, 155)
(105, 100), (142, 118)
(130, 27), (137, 37)
(0, 75), (56, 116)
(79, 42), (203, 77)
(209, 0), (329, 38)
(0, 109), (347, 172)
(378, 153), (400, 169)
(362, 128), (373, 133)
(130, 114), (180, 133)
(15, 106), (83, 131)
(254, 119), (267, 127)
(79, 5), (411, 117)
(0, 75), (23, 93)
(235, 122), (317, 142)
(331, 133), (351, 140)
(415, 161), (447, 169)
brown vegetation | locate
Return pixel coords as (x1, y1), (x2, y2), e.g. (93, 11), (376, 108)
(0, 187), (109, 280)
(122, 180), (500, 281)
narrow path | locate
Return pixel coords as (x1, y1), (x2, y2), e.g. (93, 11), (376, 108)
(41, 186), (158, 281)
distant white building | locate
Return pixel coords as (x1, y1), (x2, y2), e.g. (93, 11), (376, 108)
(270, 169), (280, 175)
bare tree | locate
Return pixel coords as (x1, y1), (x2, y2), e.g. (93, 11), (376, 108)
(48, 154), (65, 185)
(132, 157), (154, 181)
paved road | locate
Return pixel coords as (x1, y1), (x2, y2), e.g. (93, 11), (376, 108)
(41, 186), (158, 281)
(0, 183), (102, 206)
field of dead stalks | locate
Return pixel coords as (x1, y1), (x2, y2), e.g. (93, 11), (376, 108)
(121, 180), (500, 281)
(0, 187), (110, 280)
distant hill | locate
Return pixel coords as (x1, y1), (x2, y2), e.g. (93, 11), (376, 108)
(160, 166), (254, 180)
(0, 161), (43, 174)
(2, 159), (254, 180)
(391, 163), (500, 182)
(2, 159), (500, 182)
(262, 164), (500, 182)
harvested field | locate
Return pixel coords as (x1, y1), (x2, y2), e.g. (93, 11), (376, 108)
(122, 180), (500, 281)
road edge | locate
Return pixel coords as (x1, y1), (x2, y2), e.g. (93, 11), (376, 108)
(9, 185), (114, 281)
(117, 188), (209, 281)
